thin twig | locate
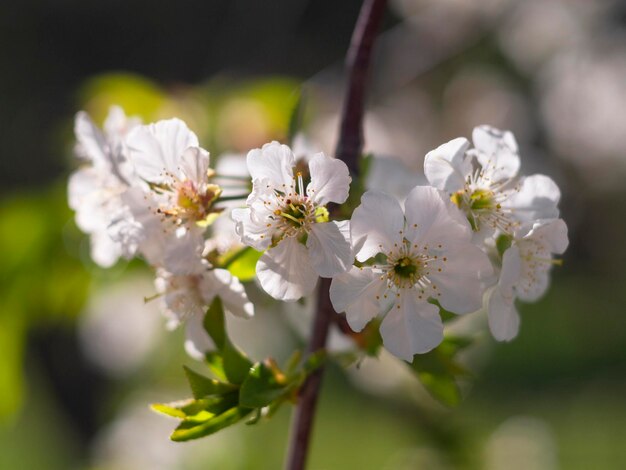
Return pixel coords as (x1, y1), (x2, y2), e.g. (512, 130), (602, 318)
(283, 1), (388, 469)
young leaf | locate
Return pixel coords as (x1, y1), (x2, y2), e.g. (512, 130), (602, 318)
(183, 366), (237, 399)
(222, 247), (262, 282)
(203, 298), (227, 349)
(222, 340), (253, 385)
(240, 360), (288, 408)
(409, 336), (473, 407)
(170, 407), (252, 442)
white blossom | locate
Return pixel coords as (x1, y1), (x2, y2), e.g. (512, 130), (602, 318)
(424, 125), (560, 238)
(156, 265), (254, 359)
(330, 186), (493, 361)
(232, 141), (353, 301)
(68, 106), (140, 267)
(488, 218), (568, 341)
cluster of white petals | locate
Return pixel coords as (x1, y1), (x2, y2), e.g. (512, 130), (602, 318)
(423, 125), (568, 343)
(70, 108), (568, 363)
(69, 107), (255, 356)
(232, 142), (353, 301)
(330, 187), (493, 360)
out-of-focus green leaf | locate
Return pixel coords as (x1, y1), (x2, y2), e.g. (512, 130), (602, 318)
(287, 88), (306, 145)
(0, 315), (25, 421)
(222, 342), (253, 385)
(222, 247), (262, 282)
(409, 336), (473, 407)
(170, 407), (252, 442)
(240, 360), (288, 409)
(496, 234), (513, 258)
(183, 366), (237, 399)
(79, 73), (166, 123)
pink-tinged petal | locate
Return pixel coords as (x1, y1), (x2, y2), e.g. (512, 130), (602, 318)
(256, 237), (318, 302)
(329, 267), (386, 332)
(403, 185), (471, 247)
(246, 141), (295, 188)
(205, 269), (254, 318)
(126, 118), (199, 182)
(506, 174), (561, 222)
(351, 190), (404, 262)
(472, 125), (520, 181)
(162, 228), (206, 275)
(488, 288), (520, 342)
(423, 137), (471, 193)
(428, 243), (493, 314)
(306, 221), (353, 277)
(74, 111), (109, 166)
(380, 294), (443, 361)
(179, 147), (210, 184)
(306, 152), (351, 205)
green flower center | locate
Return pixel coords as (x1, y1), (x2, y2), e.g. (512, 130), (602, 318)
(393, 256), (419, 278)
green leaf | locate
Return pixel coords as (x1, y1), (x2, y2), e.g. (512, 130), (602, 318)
(222, 341), (253, 385)
(409, 336), (474, 407)
(223, 247), (262, 282)
(496, 234), (513, 258)
(183, 366), (237, 399)
(170, 407), (252, 442)
(204, 351), (227, 381)
(240, 360), (288, 408)
(152, 392), (239, 420)
(203, 297), (253, 384)
(287, 88), (306, 145)
(203, 298), (227, 349)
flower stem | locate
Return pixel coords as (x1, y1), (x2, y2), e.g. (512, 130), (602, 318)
(283, 1), (387, 469)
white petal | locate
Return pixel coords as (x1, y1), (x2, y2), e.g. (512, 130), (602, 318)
(231, 205), (272, 251)
(162, 228), (206, 275)
(366, 156), (424, 202)
(184, 313), (216, 360)
(403, 185), (470, 247)
(329, 267), (386, 332)
(306, 152), (351, 205)
(380, 294), (443, 361)
(516, 270), (550, 303)
(506, 174), (561, 222)
(499, 245), (522, 294)
(126, 118), (199, 182)
(90, 230), (123, 268)
(428, 244), (493, 314)
(351, 190), (404, 262)
(74, 111), (109, 166)
(423, 137), (471, 192)
(306, 221), (353, 277)
(526, 218), (569, 255)
(472, 125), (520, 181)
(246, 141), (295, 188)
(488, 287), (520, 342)
(179, 147), (210, 184)
(204, 269), (254, 318)
(257, 237), (318, 301)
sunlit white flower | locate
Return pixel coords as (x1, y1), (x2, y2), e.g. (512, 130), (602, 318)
(126, 118), (223, 227)
(488, 218), (568, 341)
(68, 106), (140, 267)
(330, 187), (493, 361)
(232, 141), (352, 301)
(424, 126), (560, 237)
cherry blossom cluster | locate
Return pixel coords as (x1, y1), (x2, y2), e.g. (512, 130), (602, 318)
(70, 107), (567, 363)
(69, 107), (253, 357)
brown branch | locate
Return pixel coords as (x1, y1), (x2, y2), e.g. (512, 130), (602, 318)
(283, 1), (388, 469)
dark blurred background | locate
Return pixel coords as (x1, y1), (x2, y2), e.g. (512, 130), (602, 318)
(1, 0), (626, 469)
